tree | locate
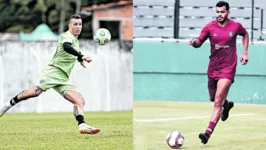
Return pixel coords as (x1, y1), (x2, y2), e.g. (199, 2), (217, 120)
(0, 0), (123, 38)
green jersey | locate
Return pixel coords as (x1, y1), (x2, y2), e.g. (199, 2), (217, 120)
(49, 31), (80, 77)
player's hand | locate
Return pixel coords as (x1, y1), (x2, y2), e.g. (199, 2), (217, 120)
(188, 39), (196, 45)
(82, 56), (92, 63)
(79, 56), (92, 68)
(79, 61), (86, 68)
(240, 53), (248, 65)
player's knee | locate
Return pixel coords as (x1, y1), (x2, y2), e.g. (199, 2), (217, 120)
(214, 97), (224, 108)
(214, 101), (223, 108)
(75, 98), (85, 106)
(208, 89), (216, 102)
(80, 97), (85, 106)
(78, 94), (85, 106)
(34, 91), (41, 97)
(32, 87), (43, 97)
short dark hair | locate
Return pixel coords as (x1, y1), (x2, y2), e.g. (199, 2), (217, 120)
(216, 1), (230, 11)
(70, 14), (81, 20)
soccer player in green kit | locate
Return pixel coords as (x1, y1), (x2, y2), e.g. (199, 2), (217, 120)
(0, 14), (100, 135)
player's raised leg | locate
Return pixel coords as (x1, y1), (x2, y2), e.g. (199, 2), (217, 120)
(199, 79), (232, 144)
(64, 90), (100, 134)
(0, 85), (43, 117)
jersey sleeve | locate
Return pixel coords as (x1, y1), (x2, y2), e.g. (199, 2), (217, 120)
(62, 33), (73, 44)
(198, 25), (209, 43)
(237, 22), (247, 36)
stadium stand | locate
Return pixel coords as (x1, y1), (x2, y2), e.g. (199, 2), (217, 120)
(134, 0), (266, 41)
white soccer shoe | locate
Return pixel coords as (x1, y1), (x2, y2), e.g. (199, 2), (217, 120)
(78, 123), (100, 134)
(0, 103), (12, 117)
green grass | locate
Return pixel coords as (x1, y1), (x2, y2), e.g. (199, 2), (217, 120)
(134, 101), (266, 150)
(0, 111), (132, 150)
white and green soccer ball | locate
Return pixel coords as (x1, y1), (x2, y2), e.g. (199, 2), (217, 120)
(94, 28), (111, 45)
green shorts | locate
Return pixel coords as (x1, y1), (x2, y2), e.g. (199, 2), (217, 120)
(35, 65), (76, 96)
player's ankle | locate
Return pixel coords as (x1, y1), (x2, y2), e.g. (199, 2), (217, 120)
(78, 121), (86, 125)
(76, 115), (86, 125)
(205, 121), (216, 136)
(204, 132), (210, 138)
(9, 95), (20, 106)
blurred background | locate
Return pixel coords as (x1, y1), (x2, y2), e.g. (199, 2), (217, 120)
(0, 0), (133, 47)
(0, 0), (133, 113)
(134, 0), (266, 41)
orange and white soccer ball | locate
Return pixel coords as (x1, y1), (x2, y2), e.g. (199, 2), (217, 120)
(166, 130), (185, 149)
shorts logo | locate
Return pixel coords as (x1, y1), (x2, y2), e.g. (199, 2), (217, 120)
(228, 31), (234, 37)
(40, 79), (45, 84)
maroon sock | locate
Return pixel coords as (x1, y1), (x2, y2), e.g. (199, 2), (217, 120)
(205, 121), (216, 136)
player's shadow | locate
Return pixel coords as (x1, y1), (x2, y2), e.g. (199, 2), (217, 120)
(178, 147), (188, 149)
(82, 132), (130, 139)
(199, 145), (217, 149)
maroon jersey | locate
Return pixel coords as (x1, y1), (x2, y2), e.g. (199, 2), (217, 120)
(197, 19), (247, 80)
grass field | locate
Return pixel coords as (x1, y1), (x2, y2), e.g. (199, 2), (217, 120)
(0, 111), (132, 150)
(134, 101), (266, 150)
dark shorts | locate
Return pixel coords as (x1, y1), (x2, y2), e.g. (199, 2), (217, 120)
(208, 76), (234, 90)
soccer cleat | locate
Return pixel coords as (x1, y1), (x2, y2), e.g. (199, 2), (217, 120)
(221, 101), (234, 121)
(78, 123), (100, 134)
(199, 133), (209, 144)
(0, 103), (12, 117)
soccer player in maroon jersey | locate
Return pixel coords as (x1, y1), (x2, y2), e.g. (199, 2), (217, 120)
(188, 1), (249, 144)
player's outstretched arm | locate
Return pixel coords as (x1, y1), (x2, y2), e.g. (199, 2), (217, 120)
(242, 32), (249, 54)
(188, 39), (203, 48)
(240, 32), (249, 65)
(63, 42), (84, 62)
(188, 26), (208, 48)
(188, 25), (209, 48)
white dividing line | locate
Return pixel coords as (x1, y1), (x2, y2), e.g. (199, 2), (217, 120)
(134, 113), (255, 123)
(134, 38), (266, 45)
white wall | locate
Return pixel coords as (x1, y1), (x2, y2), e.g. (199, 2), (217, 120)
(0, 40), (133, 113)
